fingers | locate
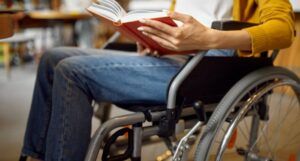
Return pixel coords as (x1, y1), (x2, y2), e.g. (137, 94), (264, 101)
(136, 42), (144, 53)
(138, 17), (188, 52)
(139, 49), (149, 56)
(149, 50), (160, 57)
(138, 17), (186, 48)
(136, 42), (160, 57)
(141, 32), (178, 51)
(137, 26), (178, 45)
(168, 11), (193, 23)
(138, 26), (181, 51)
(137, 43), (151, 56)
(139, 19), (176, 36)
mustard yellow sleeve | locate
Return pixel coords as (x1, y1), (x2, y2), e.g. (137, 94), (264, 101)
(243, 0), (295, 55)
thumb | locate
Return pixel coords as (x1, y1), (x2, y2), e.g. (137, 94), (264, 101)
(168, 12), (192, 23)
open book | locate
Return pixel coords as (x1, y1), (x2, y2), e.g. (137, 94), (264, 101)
(87, 0), (193, 55)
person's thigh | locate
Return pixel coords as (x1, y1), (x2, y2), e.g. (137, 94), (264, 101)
(55, 52), (183, 105)
(38, 47), (138, 81)
(41, 47), (141, 66)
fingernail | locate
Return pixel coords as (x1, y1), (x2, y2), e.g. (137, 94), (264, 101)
(139, 19), (146, 23)
(137, 27), (144, 31)
(142, 31), (148, 35)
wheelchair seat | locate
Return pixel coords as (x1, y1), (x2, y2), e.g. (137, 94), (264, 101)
(117, 56), (272, 112)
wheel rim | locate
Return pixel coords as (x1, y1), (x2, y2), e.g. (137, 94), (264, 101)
(210, 79), (300, 161)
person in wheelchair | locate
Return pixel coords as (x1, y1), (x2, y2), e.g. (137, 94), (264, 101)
(21, 0), (295, 161)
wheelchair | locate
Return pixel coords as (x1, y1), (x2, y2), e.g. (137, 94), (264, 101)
(85, 21), (300, 161)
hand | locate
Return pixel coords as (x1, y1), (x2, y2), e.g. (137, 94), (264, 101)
(136, 42), (160, 57)
(138, 12), (215, 52)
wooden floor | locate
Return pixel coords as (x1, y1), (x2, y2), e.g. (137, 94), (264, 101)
(0, 64), (36, 161)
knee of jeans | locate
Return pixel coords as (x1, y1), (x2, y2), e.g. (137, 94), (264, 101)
(54, 57), (79, 79)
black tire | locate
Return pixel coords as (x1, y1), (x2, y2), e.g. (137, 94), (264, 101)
(194, 66), (300, 161)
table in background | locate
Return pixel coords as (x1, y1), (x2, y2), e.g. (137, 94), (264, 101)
(1, 10), (92, 77)
(0, 10), (24, 77)
(19, 10), (92, 46)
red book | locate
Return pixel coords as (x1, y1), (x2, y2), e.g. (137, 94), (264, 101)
(86, 0), (194, 55)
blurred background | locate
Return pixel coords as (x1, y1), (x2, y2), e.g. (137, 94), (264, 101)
(0, 0), (299, 160)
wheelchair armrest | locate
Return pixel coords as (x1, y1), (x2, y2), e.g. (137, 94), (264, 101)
(211, 21), (280, 60)
(211, 20), (257, 31)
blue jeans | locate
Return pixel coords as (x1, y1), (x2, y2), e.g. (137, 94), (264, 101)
(21, 47), (234, 161)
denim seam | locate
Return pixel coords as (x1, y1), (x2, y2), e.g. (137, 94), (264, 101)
(63, 78), (72, 161)
(58, 78), (71, 161)
(56, 65), (80, 88)
(36, 64), (54, 156)
(37, 100), (51, 154)
(56, 66), (93, 161)
(57, 63), (180, 84)
(80, 64), (181, 70)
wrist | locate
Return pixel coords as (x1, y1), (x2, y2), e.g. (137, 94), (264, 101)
(203, 29), (221, 50)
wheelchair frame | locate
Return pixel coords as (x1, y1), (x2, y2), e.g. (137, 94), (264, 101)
(84, 21), (300, 161)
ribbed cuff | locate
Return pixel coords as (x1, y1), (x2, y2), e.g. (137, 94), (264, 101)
(243, 26), (268, 55)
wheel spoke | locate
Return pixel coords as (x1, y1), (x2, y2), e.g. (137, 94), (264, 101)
(276, 87), (287, 123)
(248, 121), (269, 153)
(243, 115), (251, 136)
(237, 126), (249, 143)
(271, 94), (296, 152)
(250, 102), (273, 158)
(276, 131), (300, 152)
(284, 117), (300, 135)
(261, 127), (275, 159)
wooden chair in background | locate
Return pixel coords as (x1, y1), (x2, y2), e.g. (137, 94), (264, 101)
(0, 13), (14, 78)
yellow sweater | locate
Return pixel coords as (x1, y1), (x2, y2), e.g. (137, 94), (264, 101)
(171, 0), (295, 56)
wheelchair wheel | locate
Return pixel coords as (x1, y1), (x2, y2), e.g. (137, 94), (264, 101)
(194, 67), (300, 161)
